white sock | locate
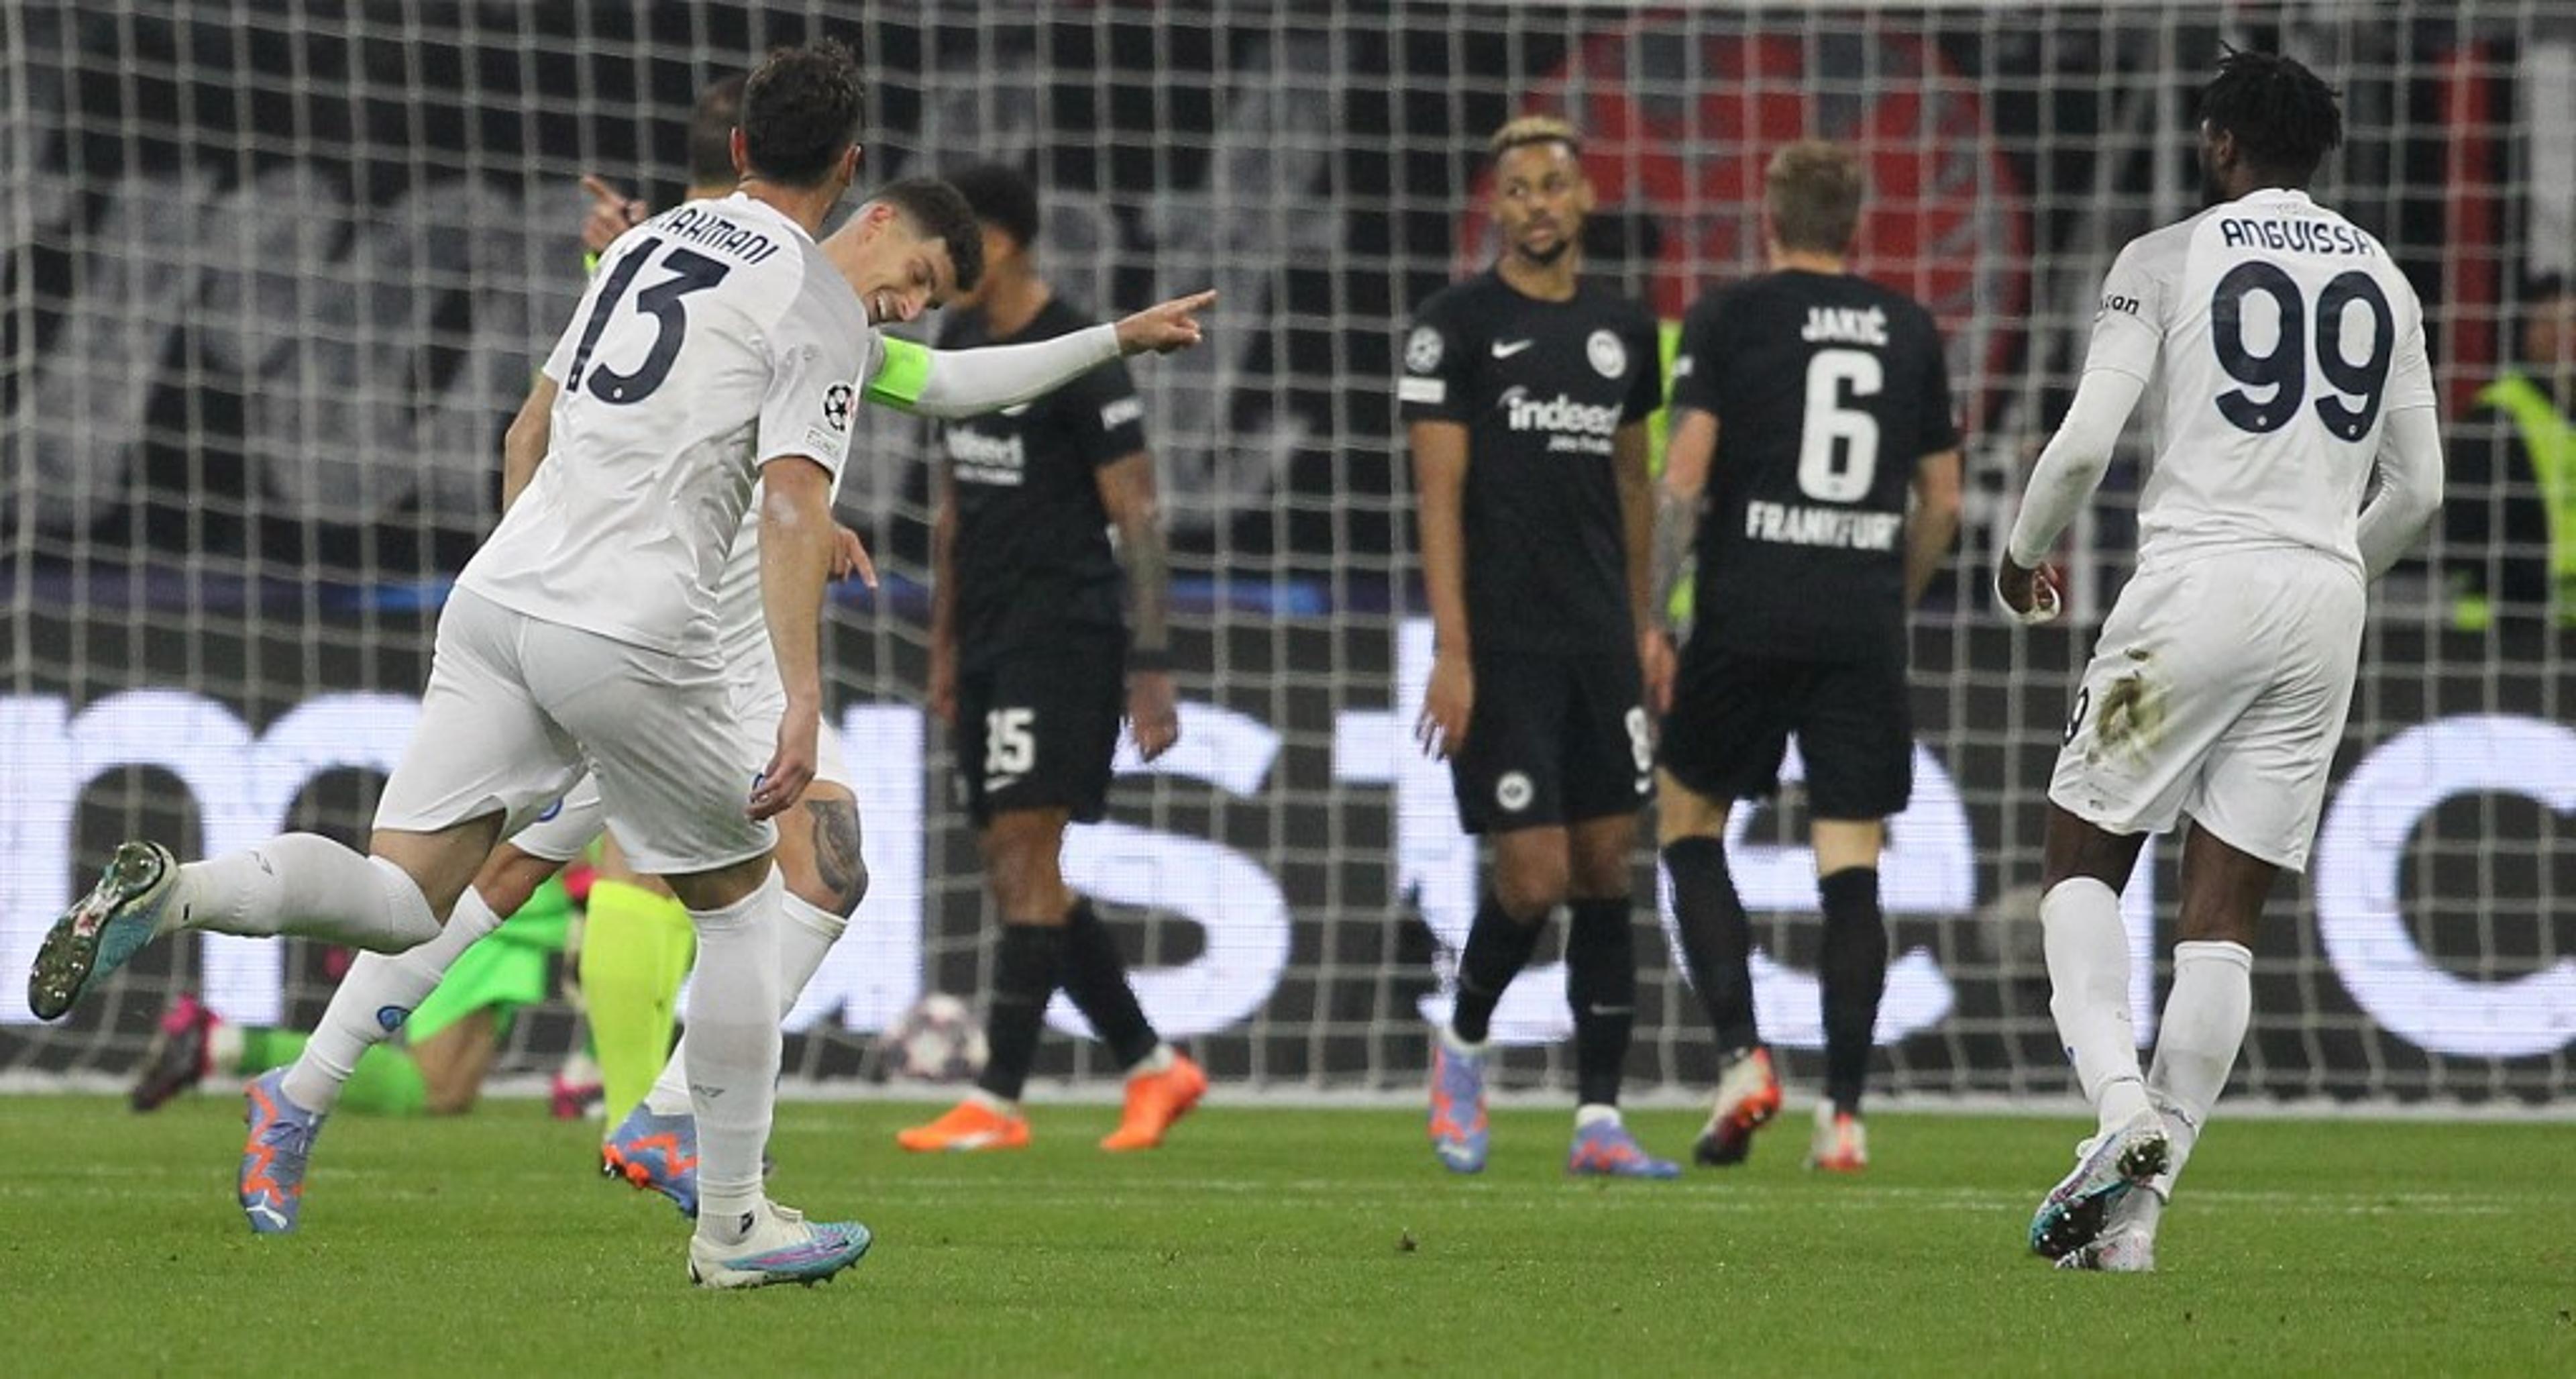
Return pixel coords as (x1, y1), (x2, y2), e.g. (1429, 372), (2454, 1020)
(684, 870), (785, 1246)
(646, 890), (848, 1119)
(165, 835), (441, 952)
(2041, 877), (2152, 1133)
(1130, 1043), (1177, 1078)
(2145, 939), (2253, 1200)
(1574, 1103), (1622, 1129)
(1439, 1024), (1489, 1058)
(282, 887), (506, 1113)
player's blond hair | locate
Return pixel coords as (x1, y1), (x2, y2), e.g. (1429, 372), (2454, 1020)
(1766, 140), (1866, 254)
(1489, 114), (1582, 164)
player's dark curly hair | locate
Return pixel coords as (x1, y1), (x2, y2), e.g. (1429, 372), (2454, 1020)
(948, 162), (1042, 252)
(684, 74), (747, 189)
(739, 40), (864, 189)
(2200, 47), (2342, 184)
(869, 177), (986, 296)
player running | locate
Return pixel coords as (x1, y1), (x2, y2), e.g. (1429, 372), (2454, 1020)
(31, 41), (887, 1288)
(1403, 116), (1674, 1178)
(896, 163), (1208, 1155)
(1998, 49), (2442, 1272)
(1653, 140), (1964, 1173)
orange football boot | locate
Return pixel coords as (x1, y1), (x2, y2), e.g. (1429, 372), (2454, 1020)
(1099, 1053), (1208, 1152)
(896, 1099), (1031, 1153)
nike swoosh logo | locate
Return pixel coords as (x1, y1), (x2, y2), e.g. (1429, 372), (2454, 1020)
(1491, 339), (1534, 358)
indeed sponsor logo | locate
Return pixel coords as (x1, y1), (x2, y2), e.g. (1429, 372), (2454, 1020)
(1499, 387), (1621, 446)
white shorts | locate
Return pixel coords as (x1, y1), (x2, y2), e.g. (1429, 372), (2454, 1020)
(374, 589), (777, 875)
(2047, 552), (2363, 872)
(509, 669), (851, 865)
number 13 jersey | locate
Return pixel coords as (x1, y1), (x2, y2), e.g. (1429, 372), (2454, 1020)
(461, 193), (877, 659)
(2089, 187), (2434, 578)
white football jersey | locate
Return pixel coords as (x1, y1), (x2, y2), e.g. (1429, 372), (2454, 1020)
(460, 193), (874, 658)
(2086, 187), (2435, 575)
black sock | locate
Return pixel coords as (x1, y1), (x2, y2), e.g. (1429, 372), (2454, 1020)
(1818, 867), (1887, 1113)
(1060, 897), (1161, 1070)
(975, 922), (1067, 1103)
(1564, 897), (1637, 1109)
(1662, 836), (1760, 1052)
(1449, 892), (1548, 1044)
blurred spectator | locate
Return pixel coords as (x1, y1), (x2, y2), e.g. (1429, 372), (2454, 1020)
(2447, 274), (2576, 627)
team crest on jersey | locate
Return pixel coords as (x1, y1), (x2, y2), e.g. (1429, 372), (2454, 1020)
(1495, 771), (1534, 813)
(1405, 325), (1444, 374)
(822, 382), (855, 433)
(1586, 329), (1627, 378)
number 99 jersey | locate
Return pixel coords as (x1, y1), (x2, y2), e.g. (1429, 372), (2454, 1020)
(2088, 187), (2434, 578)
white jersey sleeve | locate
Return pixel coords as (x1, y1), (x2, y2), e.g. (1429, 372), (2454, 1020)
(2123, 189), (2434, 576)
(754, 291), (873, 483)
(2082, 232), (2178, 385)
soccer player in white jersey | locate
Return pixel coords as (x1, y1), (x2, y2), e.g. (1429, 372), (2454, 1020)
(191, 166), (1215, 1233)
(1996, 50), (2443, 1273)
(27, 40), (885, 1287)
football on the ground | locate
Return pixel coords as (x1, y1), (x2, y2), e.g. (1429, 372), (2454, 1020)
(878, 992), (989, 1083)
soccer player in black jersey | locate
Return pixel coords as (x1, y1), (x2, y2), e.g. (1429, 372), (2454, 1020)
(898, 163), (1208, 1154)
(1652, 142), (1963, 1173)
(1402, 117), (1677, 1179)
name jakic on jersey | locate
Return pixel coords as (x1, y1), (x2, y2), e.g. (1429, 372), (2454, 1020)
(947, 426), (1026, 487)
(1500, 387), (1621, 454)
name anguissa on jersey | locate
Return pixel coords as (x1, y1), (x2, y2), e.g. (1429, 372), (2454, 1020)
(2215, 213), (2378, 258)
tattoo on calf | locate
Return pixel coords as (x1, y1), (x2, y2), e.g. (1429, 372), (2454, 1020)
(806, 799), (868, 912)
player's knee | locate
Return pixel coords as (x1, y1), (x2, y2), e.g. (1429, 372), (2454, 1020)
(982, 816), (1067, 918)
(1492, 854), (1570, 919)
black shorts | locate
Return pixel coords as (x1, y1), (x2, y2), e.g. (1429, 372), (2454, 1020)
(955, 641), (1124, 827)
(1450, 650), (1654, 835)
(1658, 640), (1913, 820)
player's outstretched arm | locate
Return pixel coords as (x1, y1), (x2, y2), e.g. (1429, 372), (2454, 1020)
(2356, 405), (2445, 580)
(750, 457), (837, 821)
(1997, 367), (2147, 623)
(867, 291), (1218, 421)
(1097, 452), (1180, 762)
(1904, 449), (1964, 609)
(1411, 419), (1474, 758)
(500, 376), (559, 513)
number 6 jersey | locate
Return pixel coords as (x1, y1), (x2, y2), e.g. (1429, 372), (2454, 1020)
(1670, 269), (1958, 662)
(2086, 187), (2434, 578)
(460, 193), (877, 660)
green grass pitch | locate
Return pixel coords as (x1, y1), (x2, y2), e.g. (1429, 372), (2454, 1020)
(8, 1096), (2569, 1375)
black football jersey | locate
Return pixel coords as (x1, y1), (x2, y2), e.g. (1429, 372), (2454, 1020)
(1399, 270), (1663, 656)
(936, 295), (1149, 666)
(1670, 269), (1960, 662)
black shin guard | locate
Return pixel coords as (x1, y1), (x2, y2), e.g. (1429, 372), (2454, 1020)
(1818, 868), (1888, 1112)
(1564, 897), (1638, 1109)
(1662, 835), (1760, 1052)
(1060, 897), (1161, 1070)
(1449, 892), (1548, 1045)
(975, 923), (1067, 1102)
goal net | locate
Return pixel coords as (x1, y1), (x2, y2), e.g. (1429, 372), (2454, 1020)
(5, 1), (2568, 1107)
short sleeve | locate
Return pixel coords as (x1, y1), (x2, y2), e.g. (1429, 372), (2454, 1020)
(1621, 313), (1664, 423)
(1667, 293), (1725, 417)
(1915, 307), (1963, 455)
(2084, 236), (2167, 383)
(1397, 296), (1472, 423)
(1060, 357), (1150, 468)
(755, 291), (871, 482)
